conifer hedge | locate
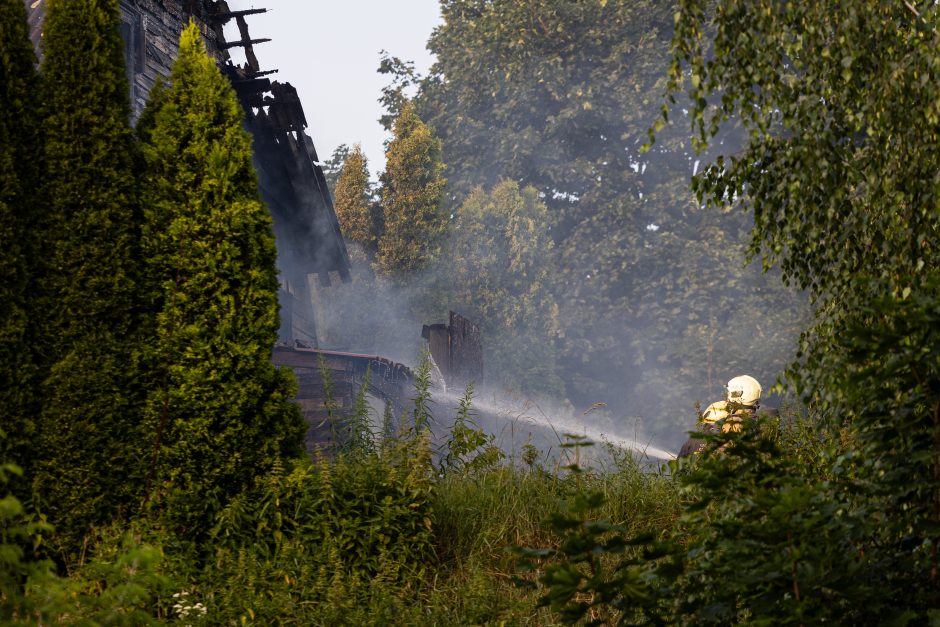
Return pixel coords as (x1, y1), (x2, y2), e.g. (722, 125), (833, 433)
(0, 0), (42, 499)
(137, 23), (304, 538)
(33, 0), (146, 552)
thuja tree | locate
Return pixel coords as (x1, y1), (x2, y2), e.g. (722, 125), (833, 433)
(0, 0), (41, 498)
(376, 102), (447, 276)
(334, 143), (380, 257)
(33, 0), (146, 551)
(664, 0), (940, 619)
(137, 24), (304, 537)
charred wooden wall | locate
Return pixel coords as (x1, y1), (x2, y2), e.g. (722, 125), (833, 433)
(22, 0), (227, 119)
(272, 347), (414, 453)
(422, 311), (484, 391)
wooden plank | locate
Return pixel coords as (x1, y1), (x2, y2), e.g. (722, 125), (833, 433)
(449, 310), (483, 388)
(272, 349), (355, 372)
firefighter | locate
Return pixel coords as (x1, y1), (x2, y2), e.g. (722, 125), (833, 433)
(722, 374), (763, 432)
(678, 375), (768, 458)
(677, 400), (729, 458)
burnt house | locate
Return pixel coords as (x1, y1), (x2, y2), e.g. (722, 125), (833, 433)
(22, 0), (350, 346)
(21, 1), (484, 451)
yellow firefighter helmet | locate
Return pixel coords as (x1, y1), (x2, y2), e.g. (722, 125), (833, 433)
(726, 375), (762, 408)
(700, 401), (729, 424)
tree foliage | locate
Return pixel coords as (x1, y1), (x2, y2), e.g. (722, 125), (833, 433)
(663, 0), (940, 619)
(1, 460), (170, 626)
(320, 142), (350, 198)
(376, 102), (447, 276)
(7, 0), (940, 622)
(334, 143), (380, 256)
(33, 0), (145, 551)
(0, 0), (41, 496)
(403, 0), (808, 433)
(137, 23), (304, 537)
(378, 52), (419, 132)
(668, 0), (940, 302)
(449, 181), (562, 395)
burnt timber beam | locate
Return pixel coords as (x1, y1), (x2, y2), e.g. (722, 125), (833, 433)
(234, 13), (261, 71)
(220, 37), (271, 50)
(247, 69), (279, 79)
(209, 8), (268, 23)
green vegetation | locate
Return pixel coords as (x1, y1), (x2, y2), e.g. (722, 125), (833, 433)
(373, 0), (809, 427)
(655, 0), (940, 620)
(375, 102), (448, 276)
(4, 0), (940, 624)
(449, 181), (563, 395)
(0, 0), (41, 500)
(33, 0), (146, 553)
(321, 143), (351, 198)
(137, 24), (304, 540)
(333, 143), (380, 258)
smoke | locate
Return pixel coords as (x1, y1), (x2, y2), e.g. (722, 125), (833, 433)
(280, 145), (808, 456)
(300, 233), (680, 459)
(295, 162), (809, 457)
(218, 0), (810, 456)
(265, 61), (808, 459)
(301, 243), (432, 366)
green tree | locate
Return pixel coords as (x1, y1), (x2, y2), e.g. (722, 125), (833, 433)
(397, 0), (807, 435)
(377, 52), (419, 132)
(450, 187), (510, 329)
(502, 183), (562, 394)
(0, 0), (42, 497)
(321, 143), (350, 198)
(33, 0), (146, 551)
(376, 101), (447, 276)
(665, 0), (940, 618)
(137, 24), (304, 538)
(334, 143), (380, 256)
(449, 181), (562, 395)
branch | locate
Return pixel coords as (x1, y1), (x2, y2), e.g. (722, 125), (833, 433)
(903, 0), (940, 36)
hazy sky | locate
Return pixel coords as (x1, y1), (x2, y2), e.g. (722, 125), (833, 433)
(224, 1), (442, 176)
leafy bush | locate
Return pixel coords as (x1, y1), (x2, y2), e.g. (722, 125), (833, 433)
(201, 432), (435, 623)
(2, 463), (173, 625)
(793, 277), (940, 621)
(515, 438), (680, 626)
(667, 417), (873, 625)
(0, 462), (58, 625)
(439, 382), (504, 477)
(516, 415), (883, 625)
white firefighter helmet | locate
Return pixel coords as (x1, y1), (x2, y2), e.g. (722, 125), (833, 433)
(701, 401), (729, 424)
(726, 375), (762, 408)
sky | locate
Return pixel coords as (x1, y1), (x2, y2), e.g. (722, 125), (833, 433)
(224, 1), (442, 176)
